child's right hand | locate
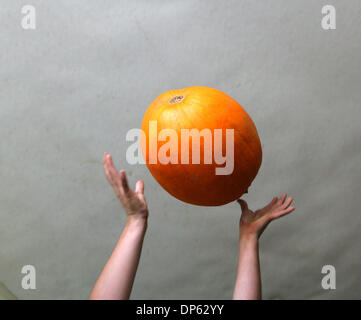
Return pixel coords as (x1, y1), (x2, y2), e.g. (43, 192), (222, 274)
(237, 194), (295, 240)
(103, 152), (148, 222)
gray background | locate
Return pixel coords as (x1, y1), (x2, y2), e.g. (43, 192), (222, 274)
(0, 0), (360, 299)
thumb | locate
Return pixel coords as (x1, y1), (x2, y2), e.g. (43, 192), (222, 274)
(237, 199), (248, 213)
(135, 180), (144, 194)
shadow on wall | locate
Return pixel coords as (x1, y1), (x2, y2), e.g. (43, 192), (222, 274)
(0, 282), (17, 300)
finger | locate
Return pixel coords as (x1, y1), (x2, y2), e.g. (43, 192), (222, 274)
(271, 205), (295, 219)
(103, 153), (114, 184)
(119, 170), (130, 193)
(138, 192), (147, 206)
(104, 155), (125, 198)
(104, 165), (112, 184)
(135, 180), (144, 194)
(277, 193), (287, 206)
(237, 199), (248, 213)
(281, 196), (293, 209)
(103, 152), (108, 169)
(107, 154), (121, 187)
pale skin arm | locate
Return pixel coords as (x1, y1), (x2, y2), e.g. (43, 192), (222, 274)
(233, 194), (295, 300)
(90, 152), (148, 300)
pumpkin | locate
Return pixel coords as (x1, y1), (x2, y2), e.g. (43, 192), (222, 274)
(141, 86), (262, 206)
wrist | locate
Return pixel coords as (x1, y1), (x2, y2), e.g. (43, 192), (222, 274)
(239, 230), (258, 243)
(238, 233), (259, 258)
(125, 215), (148, 231)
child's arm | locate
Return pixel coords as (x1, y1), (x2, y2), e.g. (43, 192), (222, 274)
(90, 153), (148, 300)
(233, 194), (295, 300)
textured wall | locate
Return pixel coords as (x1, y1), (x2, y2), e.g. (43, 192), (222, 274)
(0, 0), (360, 299)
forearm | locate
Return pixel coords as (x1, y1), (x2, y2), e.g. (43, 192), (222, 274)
(233, 234), (262, 300)
(90, 217), (147, 300)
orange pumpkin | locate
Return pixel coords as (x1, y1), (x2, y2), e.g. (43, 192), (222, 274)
(141, 86), (262, 206)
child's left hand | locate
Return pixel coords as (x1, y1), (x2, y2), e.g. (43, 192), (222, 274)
(103, 152), (148, 222)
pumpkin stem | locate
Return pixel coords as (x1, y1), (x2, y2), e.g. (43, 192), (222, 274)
(169, 95), (184, 104)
